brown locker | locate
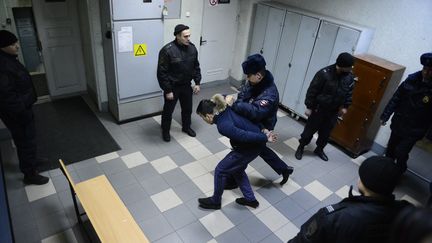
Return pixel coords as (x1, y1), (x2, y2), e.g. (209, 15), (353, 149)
(330, 54), (405, 157)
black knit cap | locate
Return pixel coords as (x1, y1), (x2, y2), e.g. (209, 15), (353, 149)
(173, 24), (189, 36)
(242, 54), (266, 75)
(359, 156), (402, 195)
(336, 52), (355, 67)
(420, 52), (432, 67)
(0, 30), (18, 48)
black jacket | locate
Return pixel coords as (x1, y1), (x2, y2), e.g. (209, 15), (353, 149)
(157, 40), (201, 93)
(0, 50), (36, 115)
(305, 64), (355, 111)
(289, 192), (412, 243)
(381, 71), (432, 139)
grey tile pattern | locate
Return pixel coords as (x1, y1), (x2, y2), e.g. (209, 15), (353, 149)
(2, 82), (430, 243)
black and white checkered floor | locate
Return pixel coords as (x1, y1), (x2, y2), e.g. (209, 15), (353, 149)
(2, 82), (430, 243)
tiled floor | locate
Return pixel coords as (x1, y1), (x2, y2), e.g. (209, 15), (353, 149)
(1, 82), (431, 243)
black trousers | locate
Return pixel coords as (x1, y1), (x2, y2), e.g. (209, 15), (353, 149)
(161, 85), (193, 132)
(0, 108), (38, 175)
(299, 108), (338, 149)
(385, 131), (418, 172)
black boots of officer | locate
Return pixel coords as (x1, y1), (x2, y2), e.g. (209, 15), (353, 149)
(295, 143), (328, 161)
(314, 148), (328, 161)
(162, 127), (196, 142)
(24, 171), (49, 185)
(295, 144), (305, 160)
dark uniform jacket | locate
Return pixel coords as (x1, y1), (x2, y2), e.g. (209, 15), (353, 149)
(232, 71), (279, 130)
(305, 64), (355, 111)
(0, 50), (36, 121)
(289, 193), (412, 243)
(214, 106), (267, 151)
(380, 71), (432, 139)
(157, 40), (201, 93)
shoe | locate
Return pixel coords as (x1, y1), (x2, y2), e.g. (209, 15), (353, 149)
(224, 182), (238, 190)
(280, 166), (294, 186)
(24, 172), (49, 185)
(314, 149), (328, 161)
(198, 197), (221, 209)
(182, 127), (196, 137)
(295, 145), (304, 160)
(162, 130), (171, 142)
(235, 197), (259, 208)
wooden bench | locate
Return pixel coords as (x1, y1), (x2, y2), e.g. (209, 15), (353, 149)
(59, 159), (149, 243)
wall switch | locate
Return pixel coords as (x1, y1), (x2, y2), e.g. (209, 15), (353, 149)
(185, 11), (190, 17)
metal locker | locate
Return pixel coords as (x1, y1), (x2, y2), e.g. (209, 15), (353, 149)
(249, 4), (269, 56)
(261, 7), (285, 73)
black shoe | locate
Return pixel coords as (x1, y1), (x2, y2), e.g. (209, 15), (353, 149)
(182, 127), (196, 137)
(235, 197), (259, 208)
(295, 145), (304, 160)
(198, 197), (221, 209)
(314, 149), (328, 161)
(162, 131), (171, 142)
(224, 183), (238, 190)
(24, 173), (49, 185)
(280, 166), (294, 186)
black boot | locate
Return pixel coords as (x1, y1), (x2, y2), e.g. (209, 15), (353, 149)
(314, 148), (328, 161)
(182, 127), (196, 137)
(295, 145), (304, 160)
(24, 172), (49, 185)
(235, 197), (259, 208)
(198, 197), (221, 209)
(162, 130), (171, 142)
(280, 166), (294, 186)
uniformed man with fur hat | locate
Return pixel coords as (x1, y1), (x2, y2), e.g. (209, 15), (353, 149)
(289, 156), (412, 243)
(0, 30), (49, 185)
(380, 52), (432, 173)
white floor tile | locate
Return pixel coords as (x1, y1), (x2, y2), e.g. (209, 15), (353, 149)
(192, 173), (214, 193)
(256, 206), (289, 231)
(41, 229), (78, 243)
(95, 152), (119, 163)
(181, 161), (208, 179)
(150, 188), (183, 212)
(284, 138), (299, 150)
(218, 137), (230, 148)
(177, 136), (202, 150)
(121, 151), (148, 168)
(280, 179), (301, 196)
(274, 221), (299, 242)
(351, 155), (366, 166)
(199, 210), (234, 237)
(25, 179), (56, 202)
(150, 156), (178, 174)
(248, 192), (271, 215)
(188, 144), (213, 160)
(214, 149), (231, 160)
(207, 240), (218, 243)
(247, 170), (267, 190)
(335, 185), (360, 199)
(197, 155), (220, 172)
(304, 180), (333, 201)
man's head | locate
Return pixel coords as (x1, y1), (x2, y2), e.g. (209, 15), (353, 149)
(196, 99), (216, 124)
(174, 24), (191, 46)
(357, 156), (401, 197)
(335, 52), (354, 75)
(242, 54), (266, 85)
(0, 30), (19, 56)
(420, 52), (432, 83)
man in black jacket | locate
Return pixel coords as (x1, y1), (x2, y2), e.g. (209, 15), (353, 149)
(157, 24), (201, 142)
(0, 30), (49, 185)
(380, 52), (432, 173)
(295, 52), (355, 161)
(289, 156), (412, 243)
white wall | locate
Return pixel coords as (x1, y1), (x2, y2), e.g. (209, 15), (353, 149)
(233, 0), (432, 146)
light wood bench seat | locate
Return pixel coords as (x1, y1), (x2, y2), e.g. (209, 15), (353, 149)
(59, 159), (148, 243)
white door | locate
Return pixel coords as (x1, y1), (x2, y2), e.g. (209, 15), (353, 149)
(200, 0), (239, 84)
(32, 0), (86, 97)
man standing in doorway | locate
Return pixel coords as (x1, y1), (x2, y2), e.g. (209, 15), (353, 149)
(157, 24), (201, 142)
(0, 30), (49, 185)
(380, 52), (432, 173)
(295, 52), (355, 161)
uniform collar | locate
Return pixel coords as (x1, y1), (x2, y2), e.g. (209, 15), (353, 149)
(0, 49), (18, 59)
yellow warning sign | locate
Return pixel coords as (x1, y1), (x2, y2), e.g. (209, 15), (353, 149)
(134, 43), (147, 57)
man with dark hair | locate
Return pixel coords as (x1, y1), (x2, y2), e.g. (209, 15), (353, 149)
(295, 52), (356, 161)
(0, 30), (49, 185)
(380, 52), (432, 173)
(196, 94), (278, 210)
(289, 156), (412, 243)
(157, 24), (201, 142)
(225, 54), (293, 187)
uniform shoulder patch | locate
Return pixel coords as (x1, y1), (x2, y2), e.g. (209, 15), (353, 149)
(325, 204), (344, 214)
(259, 100), (269, 106)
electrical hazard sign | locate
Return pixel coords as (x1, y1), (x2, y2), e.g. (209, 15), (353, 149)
(134, 44), (147, 57)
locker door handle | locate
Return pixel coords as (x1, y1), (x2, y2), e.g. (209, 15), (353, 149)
(260, 49), (263, 54)
(288, 63), (292, 68)
(200, 36), (207, 46)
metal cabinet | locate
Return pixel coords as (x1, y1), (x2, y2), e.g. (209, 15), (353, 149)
(248, 1), (374, 117)
(330, 54), (405, 157)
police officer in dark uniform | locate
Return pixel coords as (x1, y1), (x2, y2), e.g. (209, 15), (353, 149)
(295, 52), (355, 161)
(289, 156), (412, 243)
(226, 54), (293, 186)
(380, 52), (432, 173)
(0, 30), (49, 185)
(157, 24), (201, 142)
